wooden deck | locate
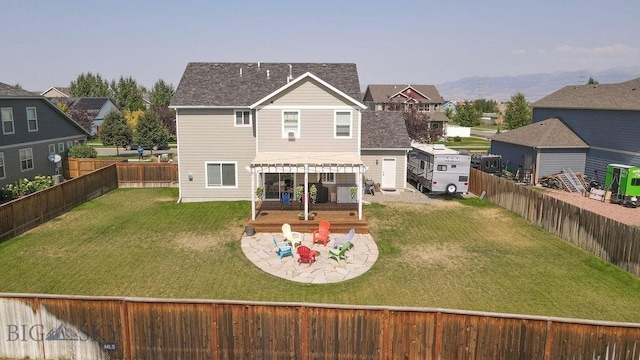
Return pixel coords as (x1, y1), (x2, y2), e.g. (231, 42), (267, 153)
(245, 201), (368, 233)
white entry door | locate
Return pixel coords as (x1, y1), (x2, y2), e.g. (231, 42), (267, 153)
(381, 158), (396, 190)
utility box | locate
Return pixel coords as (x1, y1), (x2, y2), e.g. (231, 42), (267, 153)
(604, 164), (640, 207)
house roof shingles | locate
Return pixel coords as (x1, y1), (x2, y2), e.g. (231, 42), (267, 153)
(361, 111), (411, 149)
(490, 118), (589, 149)
(365, 85), (444, 104)
(72, 97), (111, 111)
(0, 82), (39, 97)
(171, 62), (362, 107)
(532, 77), (640, 111)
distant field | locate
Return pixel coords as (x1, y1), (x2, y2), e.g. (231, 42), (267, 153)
(1, 188), (639, 323)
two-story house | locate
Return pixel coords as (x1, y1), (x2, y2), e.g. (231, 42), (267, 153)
(531, 77), (640, 177)
(362, 84), (450, 137)
(170, 63), (380, 220)
(1, 82), (89, 188)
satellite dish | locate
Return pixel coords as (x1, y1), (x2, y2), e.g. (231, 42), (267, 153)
(48, 154), (62, 163)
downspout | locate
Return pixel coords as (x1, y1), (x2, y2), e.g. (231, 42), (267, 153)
(304, 164), (309, 220)
(175, 109), (182, 203)
(357, 166), (363, 220)
(251, 168), (256, 220)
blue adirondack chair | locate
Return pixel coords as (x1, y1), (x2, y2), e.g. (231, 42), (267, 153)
(333, 228), (355, 249)
(281, 192), (292, 210)
(272, 236), (293, 259)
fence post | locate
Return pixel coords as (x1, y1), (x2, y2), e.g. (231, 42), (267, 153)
(543, 319), (553, 360)
(120, 299), (132, 360)
(211, 303), (219, 359)
(433, 311), (442, 360)
(300, 305), (308, 360)
(381, 309), (389, 359)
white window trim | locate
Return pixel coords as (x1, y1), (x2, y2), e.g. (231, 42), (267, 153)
(281, 110), (300, 139)
(19, 148), (34, 172)
(67, 141), (73, 149)
(58, 143), (65, 153)
(1, 107), (15, 135)
(48, 144), (56, 154)
(205, 161), (238, 189)
(0, 152), (5, 179)
(26, 107), (38, 132)
(318, 173), (336, 184)
(334, 110), (352, 139)
(234, 110), (251, 127)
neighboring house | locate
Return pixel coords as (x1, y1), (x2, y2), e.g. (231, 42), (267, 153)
(441, 101), (457, 115)
(490, 117), (589, 182)
(363, 84), (450, 138)
(360, 111), (412, 191)
(0, 82), (89, 188)
(170, 62), (382, 220)
(531, 78), (640, 178)
(40, 86), (70, 98)
(70, 98), (119, 136)
(481, 112), (503, 126)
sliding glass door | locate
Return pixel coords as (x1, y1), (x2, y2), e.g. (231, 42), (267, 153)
(263, 173), (293, 200)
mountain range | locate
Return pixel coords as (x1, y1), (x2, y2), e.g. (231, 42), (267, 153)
(436, 67), (640, 103)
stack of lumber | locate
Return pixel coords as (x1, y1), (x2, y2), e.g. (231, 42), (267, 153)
(539, 170), (588, 193)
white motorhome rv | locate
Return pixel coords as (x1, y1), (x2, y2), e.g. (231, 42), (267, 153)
(408, 143), (471, 194)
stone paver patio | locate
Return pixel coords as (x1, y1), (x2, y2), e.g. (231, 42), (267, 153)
(241, 232), (378, 284)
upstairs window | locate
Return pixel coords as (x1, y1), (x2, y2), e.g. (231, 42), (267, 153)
(48, 144), (56, 154)
(19, 148), (34, 171)
(1, 108), (14, 134)
(235, 110), (251, 126)
(58, 143), (65, 153)
(334, 111), (351, 138)
(282, 111), (300, 138)
(26, 107), (38, 132)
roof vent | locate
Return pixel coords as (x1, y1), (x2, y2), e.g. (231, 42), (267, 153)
(239, 68), (242, 77)
(267, 70), (270, 79)
(258, 62), (261, 68)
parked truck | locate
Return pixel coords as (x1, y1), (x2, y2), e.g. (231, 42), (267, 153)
(605, 164), (640, 208)
(408, 143), (471, 195)
(470, 154), (503, 176)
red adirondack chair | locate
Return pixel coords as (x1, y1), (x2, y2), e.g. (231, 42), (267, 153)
(296, 246), (317, 266)
(312, 220), (331, 246)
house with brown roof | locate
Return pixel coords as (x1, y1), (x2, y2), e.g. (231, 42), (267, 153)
(171, 62), (415, 220)
(490, 118), (589, 181)
(362, 84), (450, 138)
(531, 77), (640, 177)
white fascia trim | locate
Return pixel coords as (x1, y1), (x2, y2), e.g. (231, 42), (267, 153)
(254, 105), (357, 110)
(249, 72), (367, 110)
(362, 148), (412, 151)
(390, 85), (432, 101)
(169, 105), (247, 110)
(0, 135), (86, 150)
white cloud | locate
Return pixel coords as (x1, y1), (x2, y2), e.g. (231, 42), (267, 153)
(553, 44), (638, 55)
(510, 48), (526, 56)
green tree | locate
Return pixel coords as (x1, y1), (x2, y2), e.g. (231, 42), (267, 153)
(69, 72), (111, 97)
(472, 98), (499, 113)
(453, 103), (481, 127)
(150, 79), (175, 107)
(587, 77), (599, 85)
(135, 110), (170, 155)
(503, 92), (532, 130)
(111, 76), (145, 112)
(100, 109), (132, 156)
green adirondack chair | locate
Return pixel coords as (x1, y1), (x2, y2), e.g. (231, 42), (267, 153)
(328, 241), (351, 264)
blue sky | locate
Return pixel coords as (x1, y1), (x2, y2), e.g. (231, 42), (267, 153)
(2, 0), (639, 92)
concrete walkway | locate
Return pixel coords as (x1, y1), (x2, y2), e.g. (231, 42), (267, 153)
(241, 232), (378, 284)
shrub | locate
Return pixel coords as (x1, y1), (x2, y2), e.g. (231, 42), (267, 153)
(68, 145), (97, 158)
(454, 136), (462, 142)
(1, 175), (55, 200)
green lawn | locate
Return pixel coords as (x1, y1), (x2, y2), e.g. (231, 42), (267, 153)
(436, 136), (490, 150)
(1, 188), (639, 323)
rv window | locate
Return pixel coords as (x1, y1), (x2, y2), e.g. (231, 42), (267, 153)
(491, 160), (498, 167)
(484, 160), (490, 168)
(437, 165), (447, 171)
(459, 176), (468, 181)
(632, 178), (640, 186)
(420, 161), (425, 170)
(451, 164), (457, 168)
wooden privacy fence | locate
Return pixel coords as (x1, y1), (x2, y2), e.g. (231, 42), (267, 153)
(0, 294), (639, 360)
(63, 158), (126, 178)
(0, 162), (177, 242)
(0, 166), (118, 242)
(469, 169), (640, 277)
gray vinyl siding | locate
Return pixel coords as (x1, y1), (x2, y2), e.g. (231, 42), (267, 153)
(533, 108), (640, 175)
(537, 149), (586, 178)
(490, 141), (537, 174)
(361, 149), (408, 190)
(585, 148), (640, 179)
(0, 98), (85, 145)
(257, 79), (359, 153)
(176, 108), (256, 201)
(0, 142), (66, 188)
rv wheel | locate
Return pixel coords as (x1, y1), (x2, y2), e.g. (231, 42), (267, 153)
(445, 184), (457, 194)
